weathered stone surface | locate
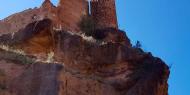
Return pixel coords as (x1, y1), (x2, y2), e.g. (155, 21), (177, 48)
(0, 0), (56, 35)
(0, 51), (169, 95)
(91, 0), (118, 29)
(0, 0), (170, 95)
(0, 8), (40, 35)
(0, 23), (169, 95)
(58, 0), (89, 31)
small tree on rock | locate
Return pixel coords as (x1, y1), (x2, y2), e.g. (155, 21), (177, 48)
(135, 41), (142, 48)
(78, 15), (96, 36)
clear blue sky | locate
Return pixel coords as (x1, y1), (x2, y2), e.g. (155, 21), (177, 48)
(0, 0), (189, 95)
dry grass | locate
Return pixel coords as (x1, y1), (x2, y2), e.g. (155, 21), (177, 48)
(0, 44), (35, 64)
(46, 51), (54, 63)
(0, 44), (25, 55)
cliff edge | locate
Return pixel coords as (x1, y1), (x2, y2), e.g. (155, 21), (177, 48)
(0, 0), (170, 95)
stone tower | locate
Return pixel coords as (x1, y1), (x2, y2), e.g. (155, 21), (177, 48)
(90, 0), (118, 29)
(57, 0), (89, 31)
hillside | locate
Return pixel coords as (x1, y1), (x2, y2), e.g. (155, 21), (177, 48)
(0, 0), (170, 95)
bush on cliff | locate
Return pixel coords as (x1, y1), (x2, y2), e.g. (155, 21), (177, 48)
(78, 15), (107, 40)
(78, 15), (96, 36)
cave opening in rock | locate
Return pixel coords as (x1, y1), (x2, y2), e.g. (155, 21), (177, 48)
(18, 19), (55, 55)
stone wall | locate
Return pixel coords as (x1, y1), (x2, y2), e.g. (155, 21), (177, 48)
(57, 0), (89, 31)
(90, 0), (118, 29)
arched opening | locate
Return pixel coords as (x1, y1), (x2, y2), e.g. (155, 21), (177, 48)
(17, 19), (55, 55)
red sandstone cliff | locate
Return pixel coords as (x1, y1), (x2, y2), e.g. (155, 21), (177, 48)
(0, 0), (170, 95)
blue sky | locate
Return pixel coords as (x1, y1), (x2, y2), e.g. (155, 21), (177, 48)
(0, 0), (189, 95)
(116, 0), (190, 95)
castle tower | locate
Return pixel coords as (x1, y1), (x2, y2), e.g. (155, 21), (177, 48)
(90, 0), (118, 29)
(57, 0), (89, 31)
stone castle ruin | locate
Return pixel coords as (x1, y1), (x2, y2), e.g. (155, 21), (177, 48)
(44, 0), (118, 31)
(0, 1), (170, 95)
(0, 0), (123, 54)
(0, 0), (118, 34)
(90, 0), (118, 29)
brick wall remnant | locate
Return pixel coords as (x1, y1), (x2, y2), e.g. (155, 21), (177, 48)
(90, 0), (118, 29)
(58, 0), (89, 32)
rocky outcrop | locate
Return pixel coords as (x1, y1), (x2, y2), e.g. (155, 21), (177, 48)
(0, 47), (169, 95)
(0, 0), (170, 95)
(0, 27), (169, 95)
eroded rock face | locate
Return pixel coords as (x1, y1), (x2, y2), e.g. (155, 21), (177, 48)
(0, 53), (169, 95)
(58, 0), (89, 31)
(0, 28), (169, 95)
(0, 0), (170, 95)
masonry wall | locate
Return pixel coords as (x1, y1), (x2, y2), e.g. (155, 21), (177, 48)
(58, 0), (89, 31)
(90, 0), (118, 29)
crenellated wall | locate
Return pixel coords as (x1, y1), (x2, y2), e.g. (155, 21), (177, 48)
(90, 0), (118, 29)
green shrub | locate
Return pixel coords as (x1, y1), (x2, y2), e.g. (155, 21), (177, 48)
(134, 41), (142, 48)
(78, 15), (96, 36)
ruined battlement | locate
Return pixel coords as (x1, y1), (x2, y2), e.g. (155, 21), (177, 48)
(90, 0), (118, 29)
(40, 0), (118, 31)
(57, 0), (89, 31)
